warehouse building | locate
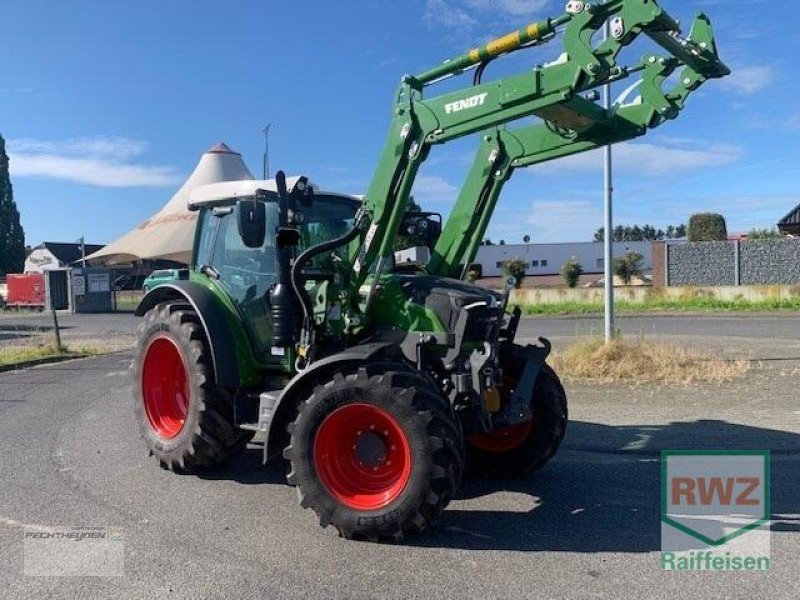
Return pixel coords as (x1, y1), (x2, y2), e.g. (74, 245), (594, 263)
(474, 241), (652, 278)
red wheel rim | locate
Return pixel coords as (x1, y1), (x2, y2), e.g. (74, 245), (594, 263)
(468, 421), (533, 453)
(141, 336), (189, 439)
(313, 403), (412, 510)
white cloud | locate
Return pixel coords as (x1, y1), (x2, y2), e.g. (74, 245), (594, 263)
(465, 0), (551, 16)
(719, 65), (775, 96)
(7, 136), (180, 187)
(424, 0), (551, 30)
(413, 175), (458, 203)
(531, 138), (742, 176)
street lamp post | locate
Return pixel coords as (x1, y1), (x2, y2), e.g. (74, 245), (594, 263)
(603, 20), (615, 343)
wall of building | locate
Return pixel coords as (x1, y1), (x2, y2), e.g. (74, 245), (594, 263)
(474, 241), (652, 278)
(653, 239), (800, 287)
(24, 248), (60, 273)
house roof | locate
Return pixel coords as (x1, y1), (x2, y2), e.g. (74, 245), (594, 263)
(778, 203), (800, 233)
(39, 242), (105, 265)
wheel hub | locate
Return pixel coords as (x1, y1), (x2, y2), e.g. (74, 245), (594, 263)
(313, 403), (412, 510)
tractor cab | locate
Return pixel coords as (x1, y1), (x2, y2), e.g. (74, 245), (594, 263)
(188, 178), (361, 356)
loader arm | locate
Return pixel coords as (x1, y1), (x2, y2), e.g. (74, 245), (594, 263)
(345, 0), (728, 309)
(428, 27), (723, 278)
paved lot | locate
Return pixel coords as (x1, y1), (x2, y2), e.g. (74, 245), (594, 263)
(0, 315), (799, 598)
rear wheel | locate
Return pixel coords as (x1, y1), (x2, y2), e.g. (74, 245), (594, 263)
(132, 302), (252, 472)
(285, 365), (462, 541)
(467, 344), (567, 478)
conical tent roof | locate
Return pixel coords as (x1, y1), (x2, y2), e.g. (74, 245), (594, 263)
(87, 142), (254, 265)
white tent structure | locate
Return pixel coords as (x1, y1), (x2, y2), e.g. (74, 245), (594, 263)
(87, 142), (254, 266)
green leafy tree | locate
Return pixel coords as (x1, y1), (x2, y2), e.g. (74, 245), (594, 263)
(613, 252), (644, 285)
(561, 256), (583, 288)
(501, 256), (527, 289)
(688, 213), (727, 242)
(595, 224), (685, 242)
(0, 134), (26, 276)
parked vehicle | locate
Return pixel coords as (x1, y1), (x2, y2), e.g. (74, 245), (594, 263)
(142, 269), (187, 293)
(114, 274), (143, 291)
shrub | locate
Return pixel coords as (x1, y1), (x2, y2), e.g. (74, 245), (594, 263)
(613, 252), (643, 285)
(688, 213), (727, 241)
(747, 227), (781, 240)
(502, 257), (527, 288)
(466, 269), (479, 283)
(561, 257), (584, 288)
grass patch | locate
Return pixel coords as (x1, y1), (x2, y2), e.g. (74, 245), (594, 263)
(549, 337), (749, 384)
(520, 295), (800, 315)
(0, 344), (97, 367)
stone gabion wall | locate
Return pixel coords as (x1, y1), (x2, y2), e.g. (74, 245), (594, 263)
(665, 239), (800, 286)
(667, 241), (737, 286)
(740, 239), (800, 285)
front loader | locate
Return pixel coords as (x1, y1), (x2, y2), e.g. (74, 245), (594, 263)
(133, 0), (729, 541)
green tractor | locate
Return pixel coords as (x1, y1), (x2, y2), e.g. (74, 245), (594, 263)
(133, 0), (728, 540)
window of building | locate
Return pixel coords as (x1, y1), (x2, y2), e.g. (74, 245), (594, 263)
(495, 262), (504, 269)
(596, 258), (604, 269)
(531, 260), (539, 267)
(541, 260), (548, 267)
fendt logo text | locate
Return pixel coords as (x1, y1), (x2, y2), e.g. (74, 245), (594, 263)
(661, 451), (770, 572)
(444, 93), (488, 114)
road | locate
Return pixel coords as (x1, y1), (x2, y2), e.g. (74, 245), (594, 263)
(1, 333), (799, 598)
(2, 310), (799, 348)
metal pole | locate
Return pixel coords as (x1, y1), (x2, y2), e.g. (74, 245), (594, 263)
(263, 123), (271, 179)
(603, 20), (615, 343)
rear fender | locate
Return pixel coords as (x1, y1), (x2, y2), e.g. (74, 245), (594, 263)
(135, 281), (254, 389)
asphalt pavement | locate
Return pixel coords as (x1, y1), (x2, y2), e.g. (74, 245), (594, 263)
(0, 318), (799, 598)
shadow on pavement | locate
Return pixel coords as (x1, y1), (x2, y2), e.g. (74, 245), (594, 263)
(198, 419), (799, 552)
(414, 419), (800, 552)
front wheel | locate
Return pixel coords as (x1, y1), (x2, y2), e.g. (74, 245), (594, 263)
(285, 366), (462, 541)
(467, 345), (568, 478)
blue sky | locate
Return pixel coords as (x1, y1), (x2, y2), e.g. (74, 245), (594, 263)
(1, 0), (798, 246)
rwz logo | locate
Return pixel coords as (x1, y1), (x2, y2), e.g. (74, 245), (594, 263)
(444, 92), (489, 114)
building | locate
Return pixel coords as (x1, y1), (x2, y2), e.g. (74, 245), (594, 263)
(24, 242), (104, 273)
(778, 203), (800, 236)
(474, 241), (652, 278)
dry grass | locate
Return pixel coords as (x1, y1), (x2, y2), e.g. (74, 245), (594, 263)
(549, 337), (750, 385)
(0, 344), (97, 367)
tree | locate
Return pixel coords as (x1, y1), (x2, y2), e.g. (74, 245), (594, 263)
(501, 256), (527, 288)
(561, 256), (583, 288)
(0, 134), (26, 276)
(688, 213), (727, 242)
(595, 223), (685, 242)
(613, 252), (643, 285)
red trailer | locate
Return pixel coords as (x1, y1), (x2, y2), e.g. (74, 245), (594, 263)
(5, 273), (46, 310)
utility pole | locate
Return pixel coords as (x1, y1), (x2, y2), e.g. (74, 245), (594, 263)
(603, 20), (615, 343)
(78, 236), (86, 268)
(263, 123), (271, 179)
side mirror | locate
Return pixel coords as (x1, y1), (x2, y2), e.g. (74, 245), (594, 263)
(237, 199), (266, 248)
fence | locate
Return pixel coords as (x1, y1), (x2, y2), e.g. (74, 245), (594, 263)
(653, 239), (800, 287)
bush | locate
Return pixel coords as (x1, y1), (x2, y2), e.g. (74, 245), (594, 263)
(747, 227), (781, 240)
(466, 269), (479, 283)
(561, 257), (583, 288)
(501, 257), (527, 288)
(688, 213), (727, 241)
(613, 252), (643, 285)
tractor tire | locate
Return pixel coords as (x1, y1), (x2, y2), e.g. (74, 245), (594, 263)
(467, 344), (567, 478)
(132, 302), (253, 472)
(284, 365), (462, 541)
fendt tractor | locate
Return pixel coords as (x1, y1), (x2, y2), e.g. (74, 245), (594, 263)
(133, 0), (729, 540)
